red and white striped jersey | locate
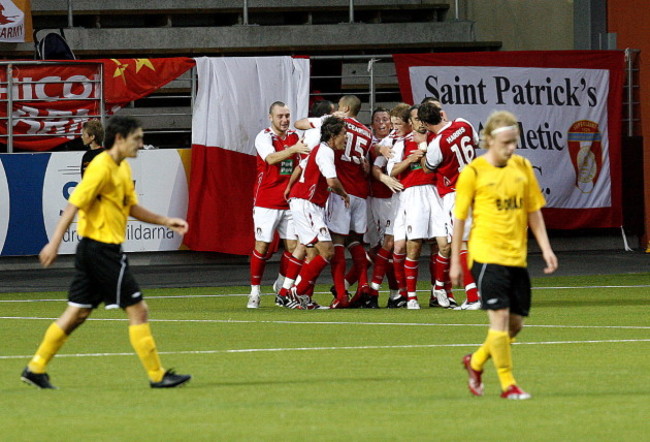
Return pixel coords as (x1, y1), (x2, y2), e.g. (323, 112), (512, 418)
(393, 138), (436, 189)
(334, 117), (372, 199)
(254, 127), (301, 209)
(425, 118), (479, 197)
(289, 142), (338, 207)
(370, 131), (402, 198)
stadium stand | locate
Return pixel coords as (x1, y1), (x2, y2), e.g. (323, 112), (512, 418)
(0, 1), (501, 149)
(5, 1), (500, 57)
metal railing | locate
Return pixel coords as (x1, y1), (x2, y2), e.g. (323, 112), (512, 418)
(624, 48), (641, 137)
(1, 49), (640, 151)
(309, 54), (400, 122)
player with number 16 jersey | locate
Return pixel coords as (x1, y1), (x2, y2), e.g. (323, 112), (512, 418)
(425, 118), (479, 198)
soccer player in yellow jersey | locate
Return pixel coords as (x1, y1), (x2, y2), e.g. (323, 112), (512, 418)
(450, 110), (558, 400)
(21, 116), (191, 390)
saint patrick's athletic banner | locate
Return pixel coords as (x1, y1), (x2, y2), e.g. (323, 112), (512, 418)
(393, 51), (625, 229)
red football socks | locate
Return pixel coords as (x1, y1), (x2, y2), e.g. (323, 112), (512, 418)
(250, 249), (267, 286)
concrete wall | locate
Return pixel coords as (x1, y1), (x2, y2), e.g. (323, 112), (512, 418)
(463, 0), (574, 50)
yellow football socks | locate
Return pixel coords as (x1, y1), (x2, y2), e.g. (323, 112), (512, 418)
(28, 322), (68, 374)
(470, 341), (490, 372)
(129, 323), (165, 383)
(486, 329), (516, 391)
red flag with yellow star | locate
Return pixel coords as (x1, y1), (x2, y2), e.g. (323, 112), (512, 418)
(89, 57), (196, 109)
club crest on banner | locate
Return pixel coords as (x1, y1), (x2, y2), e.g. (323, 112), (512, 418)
(567, 120), (602, 194)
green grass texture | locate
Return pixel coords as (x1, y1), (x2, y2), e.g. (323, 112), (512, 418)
(1, 272), (648, 441)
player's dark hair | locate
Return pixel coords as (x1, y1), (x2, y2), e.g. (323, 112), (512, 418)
(371, 106), (390, 122)
(269, 101), (287, 114)
(82, 119), (104, 146)
(417, 102), (443, 125)
(310, 100), (335, 118)
(420, 96), (439, 104)
(104, 116), (142, 150)
(321, 116), (346, 143)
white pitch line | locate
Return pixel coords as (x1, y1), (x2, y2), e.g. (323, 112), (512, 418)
(2, 315), (650, 330)
(1, 338), (650, 361)
(0, 284), (648, 303)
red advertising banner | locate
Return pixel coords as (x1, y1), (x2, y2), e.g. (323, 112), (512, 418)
(393, 51), (625, 229)
(0, 58), (195, 151)
(0, 63), (101, 151)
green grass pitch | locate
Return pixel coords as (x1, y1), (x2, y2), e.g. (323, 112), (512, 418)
(1, 272), (648, 440)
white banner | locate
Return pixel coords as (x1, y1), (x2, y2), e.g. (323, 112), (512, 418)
(0, 0), (32, 43)
(192, 56), (310, 154)
(42, 150), (190, 254)
(409, 66), (611, 209)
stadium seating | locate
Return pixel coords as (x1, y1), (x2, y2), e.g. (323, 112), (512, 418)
(4, 1), (500, 57)
(1, 1), (501, 148)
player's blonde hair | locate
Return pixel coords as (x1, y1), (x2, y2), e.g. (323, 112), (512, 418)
(480, 110), (519, 149)
(390, 103), (410, 122)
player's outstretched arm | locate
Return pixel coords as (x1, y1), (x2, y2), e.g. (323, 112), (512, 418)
(528, 210), (558, 274)
(294, 118), (312, 130)
(40, 203), (79, 268)
(285, 165), (302, 201)
(129, 205), (189, 235)
(373, 166), (403, 193)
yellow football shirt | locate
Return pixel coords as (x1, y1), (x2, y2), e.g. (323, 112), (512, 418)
(68, 151), (138, 244)
(455, 154), (545, 268)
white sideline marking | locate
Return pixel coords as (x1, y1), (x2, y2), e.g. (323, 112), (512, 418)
(2, 315), (650, 330)
(2, 338), (650, 361)
(1, 284), (649, 303)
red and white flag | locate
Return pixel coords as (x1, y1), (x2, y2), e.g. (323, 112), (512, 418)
(184, 56), (310, 255)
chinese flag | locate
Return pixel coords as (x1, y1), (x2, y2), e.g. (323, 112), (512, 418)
(88, 57), (196, 108)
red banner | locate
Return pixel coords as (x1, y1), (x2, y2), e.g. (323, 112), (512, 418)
(393, 51), (625, 229)
(0, 63), (101, 151)
(1, 58), (195, 151)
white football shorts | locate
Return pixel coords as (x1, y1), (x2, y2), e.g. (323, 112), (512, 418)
(289, 198), (332, 245)
(364, 195), (394, 247)
(253, 206), (295, 243)
(326, 193), (367, 236)
(441, 191), (472, 242)
(400, 184), (445, 240)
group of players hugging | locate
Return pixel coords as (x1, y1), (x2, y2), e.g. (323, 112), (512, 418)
(247, 95), (481, 311)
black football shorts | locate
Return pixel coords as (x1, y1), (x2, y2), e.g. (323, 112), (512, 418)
(68, 238), (143, 309)
(471, 261), (531, 316)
